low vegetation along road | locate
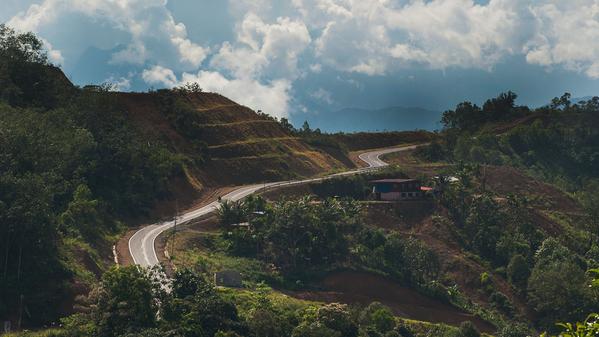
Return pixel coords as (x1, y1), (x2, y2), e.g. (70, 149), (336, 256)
(128, 144), (421, 268)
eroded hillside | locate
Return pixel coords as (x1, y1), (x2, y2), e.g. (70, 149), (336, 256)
(118, 91), (347, 189)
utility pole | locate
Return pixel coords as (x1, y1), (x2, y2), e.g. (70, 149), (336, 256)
(17, 294), (23, 330)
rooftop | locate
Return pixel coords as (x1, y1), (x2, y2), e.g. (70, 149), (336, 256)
(370, 179), (418, 184)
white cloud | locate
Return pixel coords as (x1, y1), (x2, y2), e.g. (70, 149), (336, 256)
(211, 13), (311, 80)
(181, 71), (292, 118)
(310, 88), (334, 104)
(8, 0), (207, 70)
(309, 63), (322, 73)
(211, 41), (268, 79)
(524, 1), (599, 78)
(140, 66), (292, 118)
(6, 0), (599, 120)
(41, 38), (64, 65)
(105, 75), (132, 91)
(142, 65), (178, 88)
(294, 0), (599, 78)
(110, 41), (147, 65)
(204, 11), (311, 117)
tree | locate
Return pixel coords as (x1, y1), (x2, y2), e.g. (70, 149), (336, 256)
(465, 194), (503, 261)
(580, 183), (599, 246)
(456, 321), (480, 337)
(0, 24), (47, 64)
(162, 269), (247, 337)
(527, 240), (593, 327)
(279, 118), (296, 133)
(507, 254), (530, 289)
(0, 24), (71, 108)
(180, 82), (203, 93)
(171, 268), (207, 299)
(543, 269), (599, 337)
(441, 102), (483, 131)
(92, 266), (164, 337)
(482, 91), (519, 122)
(402, 237), (440, 285)
(507, 254), (530, 290)
(550, 92), (572, 110)
(302, 120), (312, 133)
(292, 322), (341, 337)
(359, 303), (396, 334)
(217, 200), (247, 227)
(496, 323), (531, 337)
(261, 197), (360, 272)
(59, 184), (103, 239)
(316, 303), (358, 337)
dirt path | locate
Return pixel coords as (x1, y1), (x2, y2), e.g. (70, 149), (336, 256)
(289, 271), (495, 333)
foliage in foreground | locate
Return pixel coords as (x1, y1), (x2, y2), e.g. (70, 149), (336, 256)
(0, 23), (183, 324)
(57, 265), (462, 337)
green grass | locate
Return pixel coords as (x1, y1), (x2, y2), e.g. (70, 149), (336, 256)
(219, 286), (318, 318)
(170, 231), (284, 287)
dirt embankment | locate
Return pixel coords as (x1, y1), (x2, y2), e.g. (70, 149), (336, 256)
(117, 91), (348, 190)
(290, 271), (494, 333)
(483, 165), (581, 213)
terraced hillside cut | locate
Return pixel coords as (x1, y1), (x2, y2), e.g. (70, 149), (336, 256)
(117, 91), (347, 189)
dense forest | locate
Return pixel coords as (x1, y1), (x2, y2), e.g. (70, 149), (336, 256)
(412, 91), (599, 335)
(0, 24), (186, 324)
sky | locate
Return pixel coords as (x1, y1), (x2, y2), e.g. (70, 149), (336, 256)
(3, 0), (599, 124)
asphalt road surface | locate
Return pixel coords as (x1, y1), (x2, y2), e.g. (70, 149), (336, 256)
(128, 144), (420, 268)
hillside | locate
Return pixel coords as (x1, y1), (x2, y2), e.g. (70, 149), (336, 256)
(0, 68), (352, 327)
(0, 25), (440, 332)
(117, 91), (345, 188)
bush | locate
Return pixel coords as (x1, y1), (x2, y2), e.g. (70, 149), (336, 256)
(92, 266), (164, 337)
(495, 322), (531, 337)
(359, 302), (396, 334)
(456, 321), (480, 337)
(489, 291), (514, 317)
(316, 303), (358, 337)
(507, 254), (530, 289)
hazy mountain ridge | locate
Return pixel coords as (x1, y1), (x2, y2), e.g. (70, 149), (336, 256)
(298, 106), (441, 133)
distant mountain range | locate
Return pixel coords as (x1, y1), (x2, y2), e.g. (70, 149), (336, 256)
(296, 106), (442, 133)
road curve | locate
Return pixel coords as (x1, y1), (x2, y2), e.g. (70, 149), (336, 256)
(128, 144), (419, 268)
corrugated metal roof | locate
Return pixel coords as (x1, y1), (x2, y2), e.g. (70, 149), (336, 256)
(370, 179), (418, 183)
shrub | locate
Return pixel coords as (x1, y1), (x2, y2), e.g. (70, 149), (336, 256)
(507, 254), (530, 289)
(317, 303), (358, 337)
(489, 291), (514, 317)
(456, 321), (480, 337)
(359, 302), (396, 334)
(495, 322), (531, 337)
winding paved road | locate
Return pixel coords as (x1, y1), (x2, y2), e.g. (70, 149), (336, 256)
(128, 144), (420, 268)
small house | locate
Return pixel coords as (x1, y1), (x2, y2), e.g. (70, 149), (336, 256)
(371, 179), (423, 201)
(214, 270), (243, 288)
